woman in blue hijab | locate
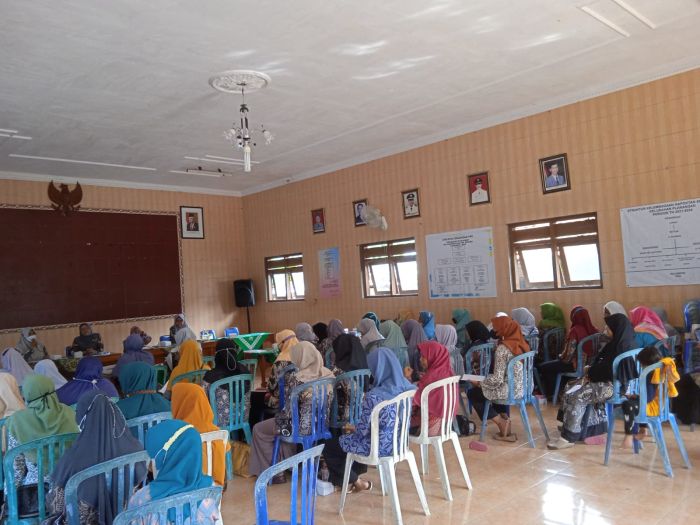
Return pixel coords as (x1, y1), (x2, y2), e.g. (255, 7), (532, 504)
(419, 311), (436, 340)
(56, 357), (118, 406)
(116, 362), (171, 421)
(322, 347), (415, 491)
(113, 334), (155, 379)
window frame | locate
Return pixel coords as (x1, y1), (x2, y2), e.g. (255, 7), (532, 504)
(360, 237), (418, 298)
(264, 253), (305, 302)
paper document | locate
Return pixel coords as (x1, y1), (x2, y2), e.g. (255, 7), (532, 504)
(565, 384), (582, 395)
(461, 374), (485, 382)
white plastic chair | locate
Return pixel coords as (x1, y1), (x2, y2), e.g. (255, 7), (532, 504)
(409, 376), (472, 500)
(200, 429), (229, 478)
(338, 390), (429, 525)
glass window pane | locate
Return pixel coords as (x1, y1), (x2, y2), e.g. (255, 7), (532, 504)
(272, 273), (287, 299)
(522, 248), (554, 283)
(290, 271), (305, 298)
(371, 264), (391, 293)
(563, 244), (601, 282)
(396, 261), (418, 292)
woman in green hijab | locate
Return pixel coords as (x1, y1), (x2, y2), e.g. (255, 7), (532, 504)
(539, 303), (566, 331)
(452, 308), (472, 350)
(379, 320), (409, 368)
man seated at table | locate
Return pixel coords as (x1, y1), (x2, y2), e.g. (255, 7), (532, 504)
(70, 323), (104, 356)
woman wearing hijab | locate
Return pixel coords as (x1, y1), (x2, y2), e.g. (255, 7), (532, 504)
(34, 359), (67, 389)
(113, 334), (155, 379)
(116, 362), (171, 421)
(463, 320), (493, 375)
(166, 340), (209, 392)
(548, 313), (638, 449)
(56, 356), (118, 406)
(169, 313), (187, 344)
(362, 312), (380, 330)
(295, 322), (319, 345)
(332, 334), (369, 424)
(128, 420), (221, 525)
(7, 375), (78, 487)
(15, 328), (48, 364)
(202, 339), (251, 428)
(250, 341), (335, 479)
(630, 306), (668, 349)
(396, 309), (417, 326)
(319, 320), (344, 366)
(435, 324), (465, 376)
(0, 373), (25, 419)
(49, 392), (146, 524)
(172, 383), (229, 487)
(536, 306), (599, 401)
(401, 319), (428, 376)
(2, 347), (35, 386)
(419, 311), (436, 340)
(379, 320), (409, 368)
(410, 341), (457, 436)
(322, 347), (416, 491)
(70, 323), (104, 356)
(539, 303), (566, 332)
(358, 318), (384, 352)
(312, 322), (328, 344)
(511, 308), (539, 338)
(452, 309), (472, 351)
(467, 316), (527, 441)
(604, 301), (627, 318)
(265, 329), (299, 409)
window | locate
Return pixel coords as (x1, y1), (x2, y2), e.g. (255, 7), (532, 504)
(360, 238), (418, 297)
(508, 213), (602, 291)
(265, 253), (305, 301)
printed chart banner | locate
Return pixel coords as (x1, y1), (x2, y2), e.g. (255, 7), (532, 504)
(318, 247), (341, 298)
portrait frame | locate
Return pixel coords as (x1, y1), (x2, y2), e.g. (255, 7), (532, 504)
(311, 208), (326, 234)
(539, 153), (571, 194)
(180, 206), (204, 239)
(467, 172), (491, 206)
(353, 199), (368, 227)
(401, 188), (421, 219)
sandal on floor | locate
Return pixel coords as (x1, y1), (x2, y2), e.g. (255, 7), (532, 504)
(493, 432), (518, 442)
(347, 479), (373, 495)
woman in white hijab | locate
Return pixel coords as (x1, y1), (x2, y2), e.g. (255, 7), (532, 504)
(33, 359), (68, 389)
(358, 318), (384, 352)
(435, 324), (465, 376)
(0, 372), (25, 419)
(1, 348), (34, 386)
(15, 328), (48, 365)
(511, 308), (539, 338)
(294, 323), (319, 345)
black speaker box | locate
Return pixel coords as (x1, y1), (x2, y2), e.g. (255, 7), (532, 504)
(234, 279), (255, 307)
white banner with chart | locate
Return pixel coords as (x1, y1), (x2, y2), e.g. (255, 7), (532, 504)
(425, 227), (497, 298)
(620, 198), (700, 287)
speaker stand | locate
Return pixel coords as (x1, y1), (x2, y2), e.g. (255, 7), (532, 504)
(246, 306), (252, 334)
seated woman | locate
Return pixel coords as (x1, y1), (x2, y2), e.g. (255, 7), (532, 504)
(358, 318), (384, 352)
(536, 306), (599, 401)
(322, 347), (416, 491)
(409, 341), (456, 436)
(630, 306), (668, 349)
(467, 316), (527, 442)
(435, 324), (464, 376)
(130, 325), (152, 346)
(171, 384), (229, 487)
(116, 362), (171, 421)
(319, 320), (343, 367)
(168, 314), (187, 344)
(361, 312), (380, 330)
(452, 308), (472, 352)
(56, 356), (118, 406)
(419, 311), (436, 340)
(0, 373), (25, 419)
(6, 376), (78, 489)
(34, 359), (68, 389)
(511, 308), (539, 339)
(2, 347), (35, 386)
(294, 322), (319, 346)
(312, 322), (328, 347)
(401, 320), (428, 376)
(166, 340), (209, 393)
(265, 329), (298, 409)
(333, 333), (369, 423)
(249, 341), (334, 480)
(396, 309), (417, 326)
(548, 313), (638, 449)
(378, 320), (409, 368)
(71, 323), (104, 356)
(15, 328), (48, 365)
(201, 339), (251, 428)
(113, 334), (155, 379)
(49, 391), (146, 524)
(539, 303), (566, 334)
(128, 420), (222, 525)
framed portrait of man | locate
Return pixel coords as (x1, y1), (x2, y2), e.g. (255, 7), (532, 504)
(353, 199), (367, 227)
(180, 206), (204, 239)
(401, 189), (420, 219)
(539, 153), (571, 194)
(311, 208), (326, 234)
(467, 172), (490, 206)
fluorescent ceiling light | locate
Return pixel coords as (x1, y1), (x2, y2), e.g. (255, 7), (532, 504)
(580, 6), (631, 37)
(9, 154), (156, 171)
(184, 156), (244, 166)
(169, 169), (227, 178)
(201, 154), (260, 165)
(11, 135), (32, 140)
(611, 0), (656, 29)
(0, 133), (11, 138)
(0, 128), (19, 134)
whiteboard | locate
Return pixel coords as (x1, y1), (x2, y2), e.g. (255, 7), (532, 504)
(425, 227), (497, 298)
(620, 198), (700, 287)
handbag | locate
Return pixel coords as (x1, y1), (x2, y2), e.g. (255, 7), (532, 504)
(231, 441), (252, 478)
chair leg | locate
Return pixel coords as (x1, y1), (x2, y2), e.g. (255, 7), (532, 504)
(534, 368), (545, 396)
(604, 403), (615, 466)
(420, 444), (429, 475)
(651, 419), (673, 478)
(225, 448), (234, 481)
(271, 437), (280, 468)
(406, 452), (431, 517)
(531, 398), (549, 442)
(519, 401), (535, 448)
(242, 424), (252, 445)
(449, 433), (472, 490)
(552, 374), (562, 405)
(461, 385), (471, 416)
(432, 440), (452, 501)
(479, 400), (490, 441)
(378, 462), (388, 496)
(384, 460), (404, 525)
(338, 456), (354, 514)
(669, 414), (692, 469)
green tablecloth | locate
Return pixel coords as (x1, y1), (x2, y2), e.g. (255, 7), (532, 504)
(232, 332), (271, 351)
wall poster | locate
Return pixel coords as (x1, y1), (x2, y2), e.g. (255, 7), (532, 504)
(318, 247), (341, 298)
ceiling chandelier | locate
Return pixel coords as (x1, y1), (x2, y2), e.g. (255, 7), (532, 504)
(209, 70), (273, 172)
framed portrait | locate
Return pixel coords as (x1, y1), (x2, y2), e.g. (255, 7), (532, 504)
(467, 172), (490, 206)
(353, 199), (367, 227)
(180, 206), (204, 239)
(401, 189), (420, 219)
(539, 153), (571, 194)
(311, 208), (326, 234)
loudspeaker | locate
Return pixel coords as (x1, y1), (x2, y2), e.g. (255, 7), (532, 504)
(234, 279), (255, 307)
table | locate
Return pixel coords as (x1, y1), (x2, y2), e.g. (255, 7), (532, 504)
(55, 347), (168, 378)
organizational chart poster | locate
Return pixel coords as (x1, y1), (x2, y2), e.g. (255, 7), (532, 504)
(620, 198), (700, 287)
(425, 227), (497, 298)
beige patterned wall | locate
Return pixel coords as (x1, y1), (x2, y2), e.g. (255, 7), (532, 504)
(0, 179), (249, 354)
(242, 69), (700, 334)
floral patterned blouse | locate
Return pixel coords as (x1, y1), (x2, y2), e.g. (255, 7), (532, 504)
(202, 380), (250, 428)
(482, 344), (524, 401)
(340, 390), (400, 457)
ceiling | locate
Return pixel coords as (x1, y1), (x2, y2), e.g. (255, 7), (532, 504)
(1, 0), (700, 196)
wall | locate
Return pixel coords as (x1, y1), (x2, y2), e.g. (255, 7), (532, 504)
(0, 179), (248, 354)
(242, 68), (700, 333)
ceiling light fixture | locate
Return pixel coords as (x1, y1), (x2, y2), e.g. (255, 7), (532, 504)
(184, 155), (260, 166)
(580, 6), (631, 37)
(0, 128), (32, 140)
(186, 166), (234, 177)
(208, 70), (273, 173)
(611, 0), (656, 29)
(9, 154), (156, 171)
(0, 128), (19, 134)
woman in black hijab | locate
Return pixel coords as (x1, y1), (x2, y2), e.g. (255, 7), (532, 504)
(202, 338), (251, 428)
(312, 323), (328, 344)
(333, 334), (369, 373)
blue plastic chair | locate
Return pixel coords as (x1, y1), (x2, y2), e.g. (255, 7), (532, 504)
(153, 364), (169, 388)
(65, 451), (150, 525)
(461, 343), (494, 415)
(112, 485), (223, 525)
(541, 328), (565, 362)
(0, 416), (7, 490)
(4, 432), (79, 524)
(654, 335), (677, 358)
(239, 358), (258, 383)
(478, 351), (549, 448)
(603, 348), (643, 466)
(552, 333), (602, 404)
(224, 327), (240, 338)
(276, 364), (298, 412)
(126, 412), (173, 446)
(202, 355), (215, 366)
(170, 369), (207, 388)
(526, 335), (546, 394)
(330, 369), (371, 428)
(271, 378), (334, 467)
(255, 445), (324, 525)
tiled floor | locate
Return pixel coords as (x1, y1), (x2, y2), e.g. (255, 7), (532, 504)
(220, 405), (700, 524)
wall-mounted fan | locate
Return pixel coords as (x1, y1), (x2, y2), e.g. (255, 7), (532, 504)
(361, 205), (388, 230)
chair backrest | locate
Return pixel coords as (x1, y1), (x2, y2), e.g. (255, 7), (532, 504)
(654, 335), (677, 358)
(208, 374), (253, 432)
(636, 361), (669, 425)
(610, 348), (643, 403)
(330, 369), (371, 428)
(153, 364), (169, 387)
(277, 364), (298, 411)
(4, 432), (79, 523)
(525, 334), (539, 355)
(255, 445), (323, 525)
(170, 369), (207, 388)
(503, 350), (536, 404)
(288, 378), (335, 443)
(417, 376), (460, 440)
(200, 329), (217, 341)
(202, 355), (215, 366)
(224, 327), (240, 337)
(126, 412), (173, 446)
(542, 328), (565, 361)
(65, 450), (150, 525)
(367, 389), (415, 463)
(684, 299), (700, 332)
(239, 358), (258, 381)
(577, 333), (602, 370)
(200, 430), (229, 478)
(113, 486), (223, 525)
(464, 343), (495, 376)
